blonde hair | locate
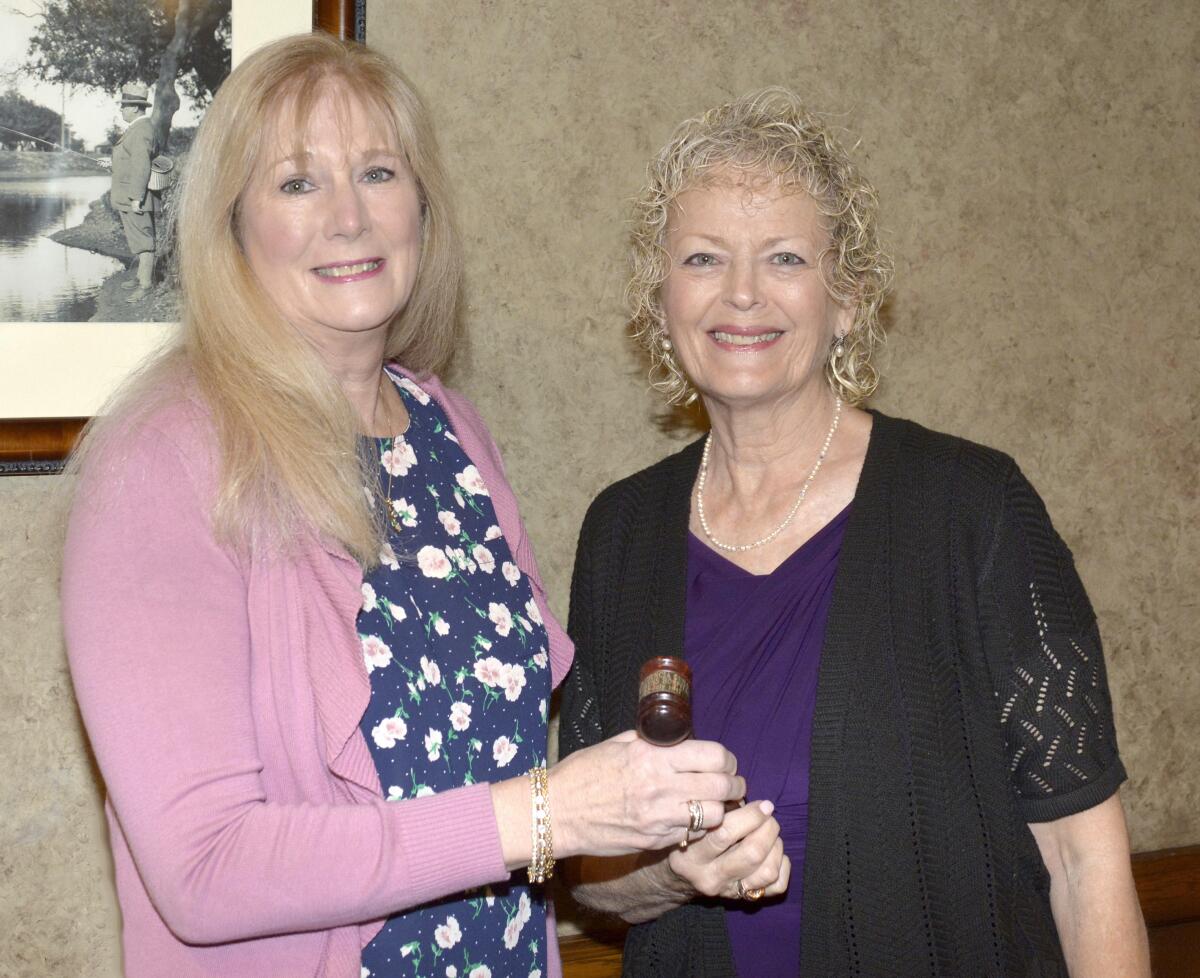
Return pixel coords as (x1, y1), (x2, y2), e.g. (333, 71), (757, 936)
(627, 87), (893, 406)
(73, 33), (462, 566)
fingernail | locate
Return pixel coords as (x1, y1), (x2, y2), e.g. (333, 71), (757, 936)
(760, 801), (774, 815)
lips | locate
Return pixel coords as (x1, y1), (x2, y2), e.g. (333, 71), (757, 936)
(709, 328), (783, 348)
(314, 258), (384, 279)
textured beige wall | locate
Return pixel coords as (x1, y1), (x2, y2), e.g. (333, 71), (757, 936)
(2, 2), (1197, 973)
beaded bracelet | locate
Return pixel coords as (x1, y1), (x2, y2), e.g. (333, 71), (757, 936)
(528, 765), (554, 884)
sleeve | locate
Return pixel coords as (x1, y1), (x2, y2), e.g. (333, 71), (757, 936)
(558, 504), (607, 759)
(128, 121), (153, 201)
(61, 424), (508, 946)
(978, 462), (1127, 823)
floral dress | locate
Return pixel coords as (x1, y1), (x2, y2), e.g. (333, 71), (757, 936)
(357, 373), (549, 978)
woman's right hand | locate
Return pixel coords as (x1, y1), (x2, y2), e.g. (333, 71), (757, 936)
(665, 799), (790, 900)
(550, 730), (745, 859)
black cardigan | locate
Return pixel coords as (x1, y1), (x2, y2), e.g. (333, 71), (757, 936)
(560, 413), (1126, 978)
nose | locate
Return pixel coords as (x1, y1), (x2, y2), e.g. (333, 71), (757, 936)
(723, 258), (763, 312)
(324, 177), (369, 240)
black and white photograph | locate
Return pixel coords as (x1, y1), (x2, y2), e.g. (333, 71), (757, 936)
(0, 0), (231, 324)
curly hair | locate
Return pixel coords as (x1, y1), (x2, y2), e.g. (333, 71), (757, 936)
(627, 87), (894, 406)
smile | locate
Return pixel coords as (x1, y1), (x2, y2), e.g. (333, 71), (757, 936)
(710, 330), (783, 347)
(314, 259), (384, 279)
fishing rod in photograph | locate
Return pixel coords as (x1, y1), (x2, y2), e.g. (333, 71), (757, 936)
(0, 124), (108, 165)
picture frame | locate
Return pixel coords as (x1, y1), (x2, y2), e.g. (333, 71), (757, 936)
(0, 0), (361, 474)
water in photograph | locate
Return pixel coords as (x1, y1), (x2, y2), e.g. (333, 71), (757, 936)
(0, 174), (122, 322)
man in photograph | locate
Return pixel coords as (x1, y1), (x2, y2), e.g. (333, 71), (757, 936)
(111, 83), (155, 302)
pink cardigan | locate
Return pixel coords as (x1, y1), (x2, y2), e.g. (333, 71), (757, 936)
(62, 370), (572, 978)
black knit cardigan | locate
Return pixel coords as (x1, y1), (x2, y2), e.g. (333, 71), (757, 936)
(559, 413), (1126, 978)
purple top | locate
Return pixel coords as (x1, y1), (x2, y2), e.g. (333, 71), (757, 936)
(686, 504), (851, 978)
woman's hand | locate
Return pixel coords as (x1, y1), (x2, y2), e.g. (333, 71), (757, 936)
(665, 799), (790, 900)
(550, 730), (745, 860)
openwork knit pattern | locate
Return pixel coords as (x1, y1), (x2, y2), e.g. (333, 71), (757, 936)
(561, 413), (1126, 978)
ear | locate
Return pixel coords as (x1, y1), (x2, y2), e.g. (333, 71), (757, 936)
(833, 295), (856, 339)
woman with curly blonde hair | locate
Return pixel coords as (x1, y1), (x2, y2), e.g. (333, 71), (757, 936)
(560, 89), (1148, 977)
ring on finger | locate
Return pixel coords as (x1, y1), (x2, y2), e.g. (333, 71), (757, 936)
(745, 885), (765, 901)
(686, 799), (705, 834)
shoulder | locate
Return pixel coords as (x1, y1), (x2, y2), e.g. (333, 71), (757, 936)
(580, 436), (703, 543)
(870, 411), (1020, 501)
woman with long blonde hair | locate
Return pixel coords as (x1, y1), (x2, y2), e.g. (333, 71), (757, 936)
(62, 34), (746, 978)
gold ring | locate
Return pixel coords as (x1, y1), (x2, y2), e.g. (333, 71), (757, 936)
(745, 886), (765, 901)
(686, 799), (705, 833)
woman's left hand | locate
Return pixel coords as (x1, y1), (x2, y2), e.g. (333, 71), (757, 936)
(666, 799), (791, 901)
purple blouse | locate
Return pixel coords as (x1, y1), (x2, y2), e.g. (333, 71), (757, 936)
(686, 504), (851, 978)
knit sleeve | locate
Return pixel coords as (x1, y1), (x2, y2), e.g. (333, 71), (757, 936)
(559, 503), (606, 759)
(979, 463), (1126, 823)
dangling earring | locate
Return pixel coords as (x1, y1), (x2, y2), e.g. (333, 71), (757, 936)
(833, 333), (846, 359)
(661, 336), (673, 352)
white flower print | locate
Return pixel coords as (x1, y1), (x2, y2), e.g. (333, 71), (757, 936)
(438, 510), (462, 536)
(420, 655), (441, 686)
(454, 489), (465, 508)
(362, 968), (371, 978)
(445, 430), (459, 444)
(388, 602), (407, 622)
(456, 464), (489, 496)
(397, 376), (430, 404)
(468, 967), (491, 978)
(380, 543), (400, 571)
(445, 968), (458, 978)
(447, 546), (471, 572)
(472, 544), (495, 573)
(415, 785), (435, 798)
(524, 597), (543, 626)
(434, 915), (462, 949)
(502, 561), (521, 586)
(361, 582), (377, 612)
(450, 701), (472, 731)
(371, 716), (408, 749)
(485, 524), (502, 541)
(361, 635), (392, 674)
(492, 735), (518, 767)
(518, 890), (532, 923)
(516, 615), (533, 633)
(392, 497), (417, 528)
(488, 602), (513, 637)
(477, 637), (493, 651)
(484, 885), (496, 906)
(503, 913), (523, 949)
(386, 785), (403, 801)
(434, 617), (450, 636)
(474, 656), (504, 687)
(417, 545), (452, 579)
(501, 663), (527, 702)
(381, 437), (417, 477)
(529, 971), (542, 978)
(539, 698), (548, 721)
(532, 650), (548, 670)
(425, 728), (443, 762)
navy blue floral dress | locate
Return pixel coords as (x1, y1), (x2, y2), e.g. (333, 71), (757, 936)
(357, 373), (550, 978)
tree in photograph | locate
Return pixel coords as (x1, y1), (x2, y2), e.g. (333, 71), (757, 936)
(0, 90), (62, 149)
(24, 0), (230, 152)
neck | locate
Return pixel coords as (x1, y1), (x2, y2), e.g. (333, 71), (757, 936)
(701, 382), (840, 497)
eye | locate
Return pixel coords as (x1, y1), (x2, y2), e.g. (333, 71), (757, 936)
(363, 166), (395, 184)
(682, 253), (718, 267)
(771, 252), (806, 266)
(280, 177), (313, 195)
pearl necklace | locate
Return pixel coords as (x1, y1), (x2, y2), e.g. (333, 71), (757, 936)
(696, 397), (842, 553)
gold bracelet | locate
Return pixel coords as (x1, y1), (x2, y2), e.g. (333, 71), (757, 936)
(527, 765), (554, 884)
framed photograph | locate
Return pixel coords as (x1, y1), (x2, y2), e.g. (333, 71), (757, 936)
(0, 0), (354, 473)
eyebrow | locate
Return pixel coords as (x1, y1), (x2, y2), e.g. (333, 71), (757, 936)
(672, 233), (812, 248)
(266, 148), (404, 169)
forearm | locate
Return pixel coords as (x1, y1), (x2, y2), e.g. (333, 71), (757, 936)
(569, 852), (693, 924)
(1050, 858), (1150, 978)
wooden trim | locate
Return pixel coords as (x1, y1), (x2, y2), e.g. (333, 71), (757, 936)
(315, 0), (355, 39)
(0, 418), (87, 475)
(1133, 845), (1200, 928)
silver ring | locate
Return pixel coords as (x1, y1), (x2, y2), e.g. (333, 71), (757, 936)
(686, 799), (705, 833)
(735, 879), (748, 900)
